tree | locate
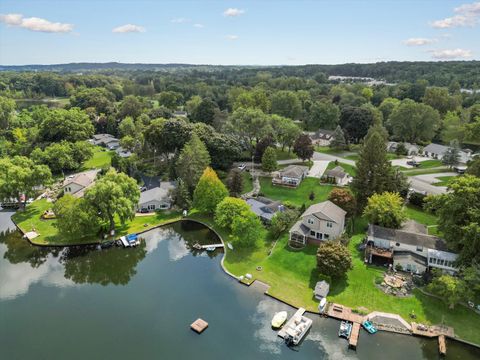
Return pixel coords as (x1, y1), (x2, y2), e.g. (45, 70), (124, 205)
(231, 209), (263, 247)
(118, 116), (136, 138)
(254, 135), (275, 163)
(466, 157), (480, 177)
(119, 95), (144, 119)
(232, 87), (270, 112)
(427, 274), (470, 309)
(271, 91), (301, 119)
(352, 126), (407, 209)
(39, 108), (94, 142)
(307, 101), (340, 130)
(269, 209), (299, 239)
(31, 141), (76, 174)
(53, 194), (99, 238)
(69, 87), (115, 114)
(442, 139), (461, 168)
(425, 175), (480, 266)
(193, 167), (228, 214)
(0, 96), (16, 129)
(270, 115), (301, 151)
(328, 188), (356, 217)
(363, 192), (406, 229)
(144, 118), (191, 155)
(228, 107), (272, 148)
(378, 97), (400, 122)
(227, 169), (244, 197)
(191, 98), (217, 125)
(395, 143), (408, 156)
(172, 178), (191, 209)
(261, 147), (277, 172)
(0, 156), (52, 206)
(361, 87), (373, 102)
(339, 106), (375, 143)
(329, 125), (347, 150)
(387, 99), (441, 143)
(157, 91), (183, 109)
(176, 133), (211, 191)
(442, 111), (466, 144)
(316, 241), (352, 278)
(423, 87), (461, 115)
(84, 169), (140, 232)
(215, 197), (251, 230)
(293, 134), (314, 161)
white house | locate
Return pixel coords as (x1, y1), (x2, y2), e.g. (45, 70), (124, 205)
(289, 201), (346, 247)
(309, 129), (335, 146)
(137, 182), (176, 212)
(324, 166), (351, 186)
(62, 169), (100, 198)
(366, 222), (457, 274)
(423, 143), (472, 164)
(272, 165), (309, 187)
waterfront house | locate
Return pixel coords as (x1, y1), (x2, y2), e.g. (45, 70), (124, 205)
(386, 142), (419, 156)
(366, 221), (457, 274)
(289, 200), (346, 247)
(62, 169), (100, 198)
(246, 197), (284, 223)
(309, 129), (335, 146)
(137, 182), (176, 212)
(272, 165), (309, 187)
(423, 143), (471, 164)
(324, 166), (351, 186)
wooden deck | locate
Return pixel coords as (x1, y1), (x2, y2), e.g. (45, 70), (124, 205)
(278, 308), (306, 338)
(438, 335), (447, 356)
(326, 303), (365, 324)
(411, 323), (454, 338)
(349, 323), (361, 349)
(190, 318), (208, 334)
(200, 243), (224, 249)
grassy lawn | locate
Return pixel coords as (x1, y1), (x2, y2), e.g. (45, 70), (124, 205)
(402, 167), (450, 176)
(433, 176), (456, 187)
(325, 161), (357, 177)
(404, 205), (440, 236)
(314, 146), (344, 155)
(81, 146), (113, 170)
(275, 148), (298, 160)
(417, 159), (443, 168)
(12, 199), (181, 246)
(259, 177), (334, 206)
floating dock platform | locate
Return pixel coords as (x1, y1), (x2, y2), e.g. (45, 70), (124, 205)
(278, 307), (306, 339)
(190, 318), (208, 334)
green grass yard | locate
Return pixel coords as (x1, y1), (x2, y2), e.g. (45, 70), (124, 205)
(404, 205), (440, 236)
(81, 146), (113, 170)
(259, 177), (334, 206)
(402, 167), (450, 176)
(12, 199), (181, 246)
(274, 148), (298, 160)
(433, 176), (456, 187)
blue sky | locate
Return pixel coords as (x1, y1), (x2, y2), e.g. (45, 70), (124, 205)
(0, 0), (479, 65)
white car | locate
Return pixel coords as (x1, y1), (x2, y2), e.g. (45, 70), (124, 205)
(238, 164), (246, 171)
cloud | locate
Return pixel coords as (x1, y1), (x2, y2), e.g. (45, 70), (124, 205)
(171, 17), (190, 23)
(193, 23), (204, 28)
(223, 8), (245, 17)
(0, 13), (73, 33)
(431, 1), (480, 28)
(225, 34), (239, 40)
(112, 24), (145, 33)
(403, 38), (437, 46)
(429, 48), (473, 59)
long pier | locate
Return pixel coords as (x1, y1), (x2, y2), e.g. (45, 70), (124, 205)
(278, 307), (306, 339)
(349, 323), (361, 349)
(200, 243), (224, 249)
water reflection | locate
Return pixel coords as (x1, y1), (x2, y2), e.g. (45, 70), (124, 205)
(252, 299), (286, 355)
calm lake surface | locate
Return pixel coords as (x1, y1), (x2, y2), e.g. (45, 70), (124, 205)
(1, 210), (479, 360)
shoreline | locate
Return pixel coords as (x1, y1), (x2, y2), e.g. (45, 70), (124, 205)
(9, 212), (480, 349)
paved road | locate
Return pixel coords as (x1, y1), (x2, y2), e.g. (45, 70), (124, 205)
(312, 152), (356, 166)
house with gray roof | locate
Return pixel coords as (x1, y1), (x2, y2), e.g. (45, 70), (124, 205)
(137, 182), (176, 212)
(272, 165), (309, 187)
(324, 166), (351, 186)
(423, 143), (471, 164)
(246, 197), (284, 223)
(90, 133), (120, 150)
(386, 142), (419, 156)
(314, 280), (330, 300)
(308, 129), (335, 146)
(289, 200), (346, 247)
(366, 222), (457, 274)
(62, 169), (100, 198)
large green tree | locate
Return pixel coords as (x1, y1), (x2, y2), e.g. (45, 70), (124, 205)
(339, 106), (375, 143)
(176, 133), (211, 191)
(261, 146), (278, 172)
(307, 101), (340, 130)
(293, 134), (314, 161)
(53, 194), (99, 238)
(215, 197), (251, 231)
(193, 167), (228, 214)
(85, 169), (140, 232)
(316, 241), (352, 278)
(39, 108), (94, 143)
(363, 192), (406, 229)
(271, 91), (301, 119)
(231, 209), (263, 247)
(0, 96), (16, 129)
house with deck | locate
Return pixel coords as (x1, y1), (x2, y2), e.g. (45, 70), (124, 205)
(246, 197), (284, 223)
(137, 182), (176, 212)
(324, 166), (351, 186)
(272, 165), (309, 187)
(366, 221), (457, 274)
(289, 201), (346, 247)
(62, 169), (100, 198)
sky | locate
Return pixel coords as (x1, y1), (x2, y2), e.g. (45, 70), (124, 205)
(0, 0), (479, 65)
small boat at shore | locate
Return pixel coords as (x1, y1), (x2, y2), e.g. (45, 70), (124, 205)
(318, 298), (327, 314)
(339, 321), (352, 339)
(362, 320), (377, 334)
(271, 311), (288, 329)
(205, 246), (216, 252)
(283, 314), (312, 346)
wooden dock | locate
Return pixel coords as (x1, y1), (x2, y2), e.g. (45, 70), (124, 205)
(326, 303), (365, 324)
(200, 243), (224, 249)
(349, 323), (360, 349)
(278, 307), (306, 338)
(190, 318), (208, 334)
(438, 335), (446, 356)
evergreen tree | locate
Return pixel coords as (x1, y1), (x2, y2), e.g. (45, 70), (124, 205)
(262, 146), (277, 172)
(227, 169), (244, 197)
(442, 139), (461, 168)
(173, 178), (191, 210)
(329, 125), (347, 150)
(176, 133), (211, 191)
(193, 167), (228, 214)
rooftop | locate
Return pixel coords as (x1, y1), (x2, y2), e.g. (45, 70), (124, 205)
(280, 165), (309, 178)
(325, 166), (347, 179)
(301, 200), (347, 224)
(139, 182), (176, 204)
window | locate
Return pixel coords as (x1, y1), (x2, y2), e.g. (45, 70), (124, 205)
(324, 234), (330, 240)
(148, 204), (156, 210)
(431, 258), (437, 265)
(429, 257), (434, 264)
(307, 218), (314, 225)
(416, 245), (423, 252)
(438, 259), (444, 266)
(316, 233), (322, 240)
(326, 221), (333, 228)
(310, 230), (315, 237)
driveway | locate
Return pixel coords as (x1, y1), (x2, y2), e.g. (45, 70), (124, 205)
(408, 172), (457, 195)
(391, 156), (430, 169)
(413, 172), (457, 185)
(312, 152), (356, 166)
(307, 160), (330, 178)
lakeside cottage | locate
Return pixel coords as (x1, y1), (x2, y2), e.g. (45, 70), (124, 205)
(137, 182), (176, 212)
(289, 200), (346, 247)
(366, 221), (457, 274)
(324, 166), (351, 186)
(423, 143), (472, 164)
(246, 197), (284, 223)
(272, 165), (309, 187)
(308, 129), (335, 146)
(62, 169), (100, 198)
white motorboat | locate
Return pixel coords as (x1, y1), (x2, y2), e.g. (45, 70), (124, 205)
(271, 311), (288, 329)
(318, 298), (327, 313)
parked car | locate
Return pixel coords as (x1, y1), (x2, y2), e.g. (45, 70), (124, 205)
(139, 186), (147, 192)
(406, 160), (420, 167)
(140, 208), (150, 213)
(238, 164), (246, 171)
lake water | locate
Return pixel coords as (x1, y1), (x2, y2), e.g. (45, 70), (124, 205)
(1, 210), (479, 360)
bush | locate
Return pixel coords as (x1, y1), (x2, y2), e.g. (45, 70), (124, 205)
(395, 263), (403, 272)
(409, 192), (426, 207)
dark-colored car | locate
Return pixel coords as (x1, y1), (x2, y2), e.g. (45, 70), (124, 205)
(406, 160), (421, 167)
(140, 208), (150, 213)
